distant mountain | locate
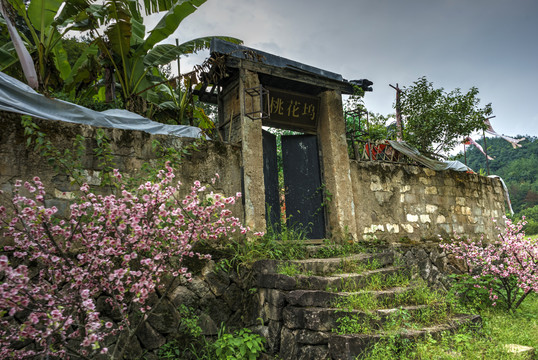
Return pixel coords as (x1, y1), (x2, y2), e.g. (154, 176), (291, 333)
(455, 135), (538, 216)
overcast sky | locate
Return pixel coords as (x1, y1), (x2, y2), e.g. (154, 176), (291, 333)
(148, 0), (538, 140)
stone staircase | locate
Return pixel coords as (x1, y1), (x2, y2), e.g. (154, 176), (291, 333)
(253, 251), (481, 359)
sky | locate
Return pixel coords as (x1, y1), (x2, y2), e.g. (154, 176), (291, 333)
(147, 0), (538, 141)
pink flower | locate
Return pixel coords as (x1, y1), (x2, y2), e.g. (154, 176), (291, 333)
(0, 170), (248, 358)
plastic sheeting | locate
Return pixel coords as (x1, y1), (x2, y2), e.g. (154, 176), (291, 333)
(0, 71), (203, 138)
(388, 140), (472, 172)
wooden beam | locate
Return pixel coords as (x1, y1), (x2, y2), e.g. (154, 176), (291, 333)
(225, 57), (355, 94)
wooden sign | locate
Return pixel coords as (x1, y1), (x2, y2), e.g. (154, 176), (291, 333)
(264, 87), (320, 133)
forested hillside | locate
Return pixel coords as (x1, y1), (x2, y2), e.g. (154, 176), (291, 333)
(455, 136), (538, 233)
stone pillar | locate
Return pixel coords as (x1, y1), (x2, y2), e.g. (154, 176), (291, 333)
(318, 90), (358, 241)
(239, 67), (266, 231)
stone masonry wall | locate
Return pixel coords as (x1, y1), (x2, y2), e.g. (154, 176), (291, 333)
(350, 160), (507, 244)
(0, 112), (244, 223)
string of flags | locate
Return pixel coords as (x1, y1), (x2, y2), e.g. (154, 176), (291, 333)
(483, 119), (526, 149)
(464, 118), (526, 160)
(464, 136), (494, 160)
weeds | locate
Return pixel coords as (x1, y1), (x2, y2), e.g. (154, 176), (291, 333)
(337, 258), (382, 274)
(365, 272), (411, 291)
(156, 306), (265, 360)
(356, 292), (538, 359)
(334, 312), (381, 335)
(276, 262), (301, 277)
(333, 292), (380, 312)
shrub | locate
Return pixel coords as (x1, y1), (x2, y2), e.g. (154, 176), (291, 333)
(440, 218), (538, 311)
(0, 165), (247, 359)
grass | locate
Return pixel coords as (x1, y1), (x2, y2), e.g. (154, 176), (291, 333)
(333, 281), (453, 336)
(332, 280), (446, 312)
(364, 271), (411, 291)
(360, 293), (538, 359)
(336, 257), (382, 274)
(527, 233), (538, 242)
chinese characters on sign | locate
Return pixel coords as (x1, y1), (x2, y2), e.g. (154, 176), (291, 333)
(265, 87), (320, 133)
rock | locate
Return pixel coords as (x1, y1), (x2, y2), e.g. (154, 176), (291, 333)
(418, 258), (432, 280)
(280, 327), (299, 359)
(168, 285), (198, 309)
(202, 261), (231, 297)
(251, 324), (270, 340)
(298, 345), (329, 360)
(222, 283), (243, 311)
(403, 250), (416, 265)
(203, 297), (231, 326)
(147, 299), (180, 334)
(198, 313), (218, 335)
(187, 277), (214, 299)
(136, 322), (166, 350)
(96, 296), (123, 322)
(296, 329), (330, 345)
(504, 344), (535, 358)
(268, 320), (283, 354)
(415, 248), (428, 261)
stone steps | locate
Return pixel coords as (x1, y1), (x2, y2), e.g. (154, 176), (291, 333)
(253, 252), (394, 276)
(328, 314), (482, 360)
(254, 251), (480, 359)
(257, 266), (408, 292)
(282, 303), (444, 332)
(286, 286), (411, 308)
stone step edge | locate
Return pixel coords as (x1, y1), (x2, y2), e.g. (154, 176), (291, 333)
(327, 314), (481, 360)
(283, 303), (448, 332)
(252, 252), (395, 275)
(256, 266), (408, 291)
(286, 286), (413, 307)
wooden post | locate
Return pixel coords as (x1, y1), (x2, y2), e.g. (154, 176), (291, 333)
(389, 84), (403, 141)
(483, 130), (490, 175)
(463, 140), (467, 166)
(175, 39), (180, 79)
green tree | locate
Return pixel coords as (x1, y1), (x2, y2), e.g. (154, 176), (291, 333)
(400, 76), (492, 156)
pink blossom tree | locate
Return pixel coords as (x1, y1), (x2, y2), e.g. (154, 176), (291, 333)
(0, 165), (247, 359)
(440, 217), (538, 311)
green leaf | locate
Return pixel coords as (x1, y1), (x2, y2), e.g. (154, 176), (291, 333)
(127, 0), (145, 46)
(144, 36), (241, 66)
(141, 0), (206, 54)
(0, 42), (17, 69)
(105, 20), (132, 60)
(141, 0), (177, 15)
(52, 41), (71, 80)
(52, 0), (91, 27)
(27, 0), (64, 34)
(63, 43), (99, 87)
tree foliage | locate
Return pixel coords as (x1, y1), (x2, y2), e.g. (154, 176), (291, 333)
(400, 76), (492, 156)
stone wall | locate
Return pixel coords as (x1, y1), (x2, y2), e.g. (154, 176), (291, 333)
(350, 160), (506, 244)
(117, 259), (260, 359)
(0, 112), (244, 222)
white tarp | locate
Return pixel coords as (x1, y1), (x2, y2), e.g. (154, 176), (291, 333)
(388, 140), (472, 172)
(0, 71), (203, 138)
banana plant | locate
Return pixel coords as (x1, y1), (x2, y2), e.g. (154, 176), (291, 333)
(0, 0), (95, 91)
(90, 0), (242, 114)
(0, 0), (184, 92)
